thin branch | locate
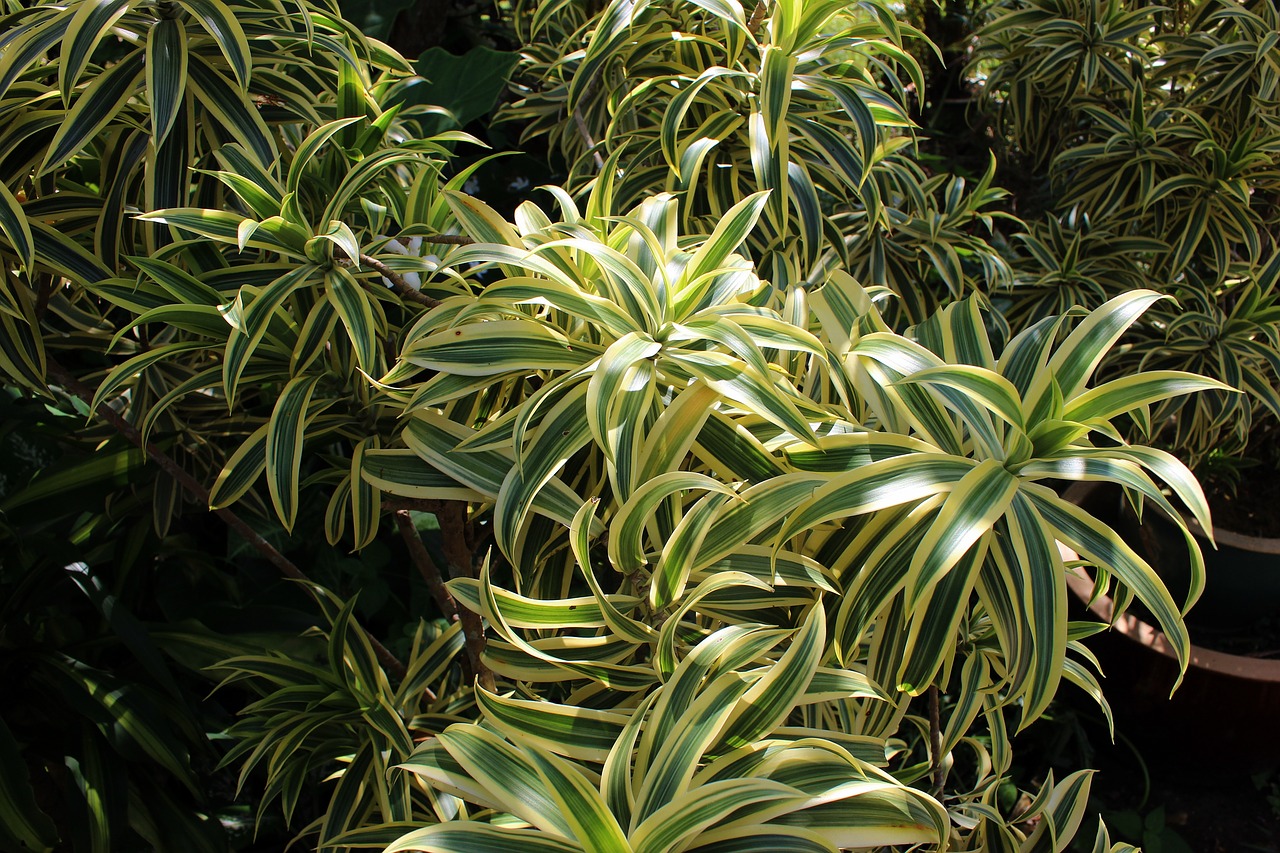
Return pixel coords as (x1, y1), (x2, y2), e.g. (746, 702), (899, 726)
(747, 0), (768, 34)
(384, 497), (449, 514)
(417, 235), (476, 245)
(343, 254), (443, 309)
(46, 359), (409, 682)
(928, 684), (946, 798)
(33, 274), (54, 321)
(437, 500), (494, 692)
(573, 108), (607, 171)
(394, 509), (460, 626)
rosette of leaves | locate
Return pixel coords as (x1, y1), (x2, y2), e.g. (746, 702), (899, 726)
(379, 184), (830, 574)
(362, 178), (1220, 848)
(210, 592), (470, 850)
(87, 92), (488, 540)
(799, 280), (1223, 720)
(971, 0), (1163, 168)
(0, 0), (413, 391)
(1106, 256), (1280, 470)
(975, 0), (1280, 279)
(504, 0), (1013, 322)
(998, 208), (1168, 328)
(388, 612), (951, 853)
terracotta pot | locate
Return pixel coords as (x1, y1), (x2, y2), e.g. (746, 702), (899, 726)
(1128, 488), (1280, 630)
(1063, 481), (1280, 772)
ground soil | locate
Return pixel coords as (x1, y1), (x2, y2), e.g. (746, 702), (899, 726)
(1084, 721), (1280, 852)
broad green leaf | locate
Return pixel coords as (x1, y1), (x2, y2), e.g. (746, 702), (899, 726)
(147, 18), (187, 144)
(177, 0), (252, 88)
(266, 375), (321, 530)
(476, 686), (629, 764)
(405, 45), (521, 129)
(437, 726), (574, 837)
(525, 747), (630, 852)
(386, 822), (582, 853)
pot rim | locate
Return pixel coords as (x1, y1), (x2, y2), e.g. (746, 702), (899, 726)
(1063, 564), (1280, 680)
(1061, 481), (1280, 681)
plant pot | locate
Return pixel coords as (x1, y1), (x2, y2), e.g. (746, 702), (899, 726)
(1118, 487), (1280, 632)
(1063, 481), (1280, 773)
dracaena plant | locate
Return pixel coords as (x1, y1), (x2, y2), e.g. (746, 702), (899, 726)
(125, 112), (485, 538)
(505, 0), (1013, 324)
(210, 593), (472, 849)
(362, 179), (1219, 851)
(1106, 256), (1280, 473)
(389, 610), (951, 853)
(0, 0), (414, 390)
(975, 0), (1280, 477)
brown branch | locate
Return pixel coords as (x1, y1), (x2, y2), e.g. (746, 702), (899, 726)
(418, 235), (476, 245)
(437, 500), (494, 692)
(383, 497), (449, 514)
(45, 359), (409, 682)
(928, 684), (945, 798)
(33, 274), (54, 322)
(394, 509), (460, 626)
(747, 0), (768, 34)
(573, 108), (607, 172)
(347, 254), (443, 309)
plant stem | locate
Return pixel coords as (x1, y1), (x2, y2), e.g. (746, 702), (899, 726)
(349, 254), (444, 309)
(747, 0), (768, 34)
(928, 684), (945, 798)
(573, 108), (607, 171)
(436, 500), (494, 692)
(417, 235), (476, 245)
(384, 497), (449, 514)
(45, 358), (409, 681)
(394, 509), (460, 627)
